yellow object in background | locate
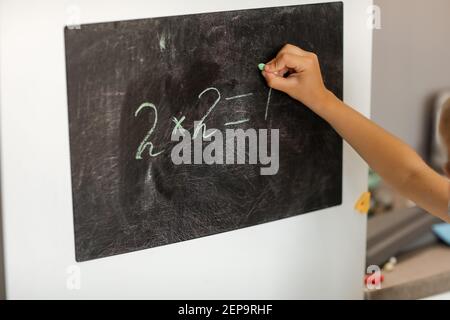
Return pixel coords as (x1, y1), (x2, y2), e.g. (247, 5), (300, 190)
(355, 192), (371, 214)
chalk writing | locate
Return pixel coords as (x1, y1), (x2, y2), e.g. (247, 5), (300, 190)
(225, 93), (253, 101)
(134, 102), (164, 159)
(135, 86), (273, 160)
(172, 116), (186, 137)
(193, 87), (221, 140)
(224, 119), (250, 126)
(265, 88), (272, 121)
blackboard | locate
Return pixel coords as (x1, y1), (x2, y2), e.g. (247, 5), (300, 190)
(65, 2), (343, 262)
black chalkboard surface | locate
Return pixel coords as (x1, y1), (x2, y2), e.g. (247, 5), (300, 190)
(65, 2), (343, 262)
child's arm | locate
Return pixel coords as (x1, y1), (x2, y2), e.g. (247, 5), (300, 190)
(262, 44), (450, 223)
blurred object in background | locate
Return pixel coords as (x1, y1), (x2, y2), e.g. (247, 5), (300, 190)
(367, 91), (450, 266)
(366, 0), (450, 299)
(368, 170), (414, 216)
(366, 206), (440, 267)
(368, 91), (450, 218)
(430, 92), (450, 173)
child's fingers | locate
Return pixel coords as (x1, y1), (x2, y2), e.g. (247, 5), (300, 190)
(277, 43), (309, 57)
(268, 67), (289, 77)
(262, 70), (295, 93)
(264, 58), (288, 76)
(263, 44), (310, 72)
(263, 44), (308, 76)
(265, 52), (307, 74)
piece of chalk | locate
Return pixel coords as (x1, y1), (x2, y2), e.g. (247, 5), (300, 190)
(258, 63), (266, 71)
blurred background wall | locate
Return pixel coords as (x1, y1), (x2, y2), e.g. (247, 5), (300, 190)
(367, 0), (450, 300)
(372, 0), (450, 158)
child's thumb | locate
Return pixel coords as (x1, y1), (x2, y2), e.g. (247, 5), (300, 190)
(262, 71), (291, 93)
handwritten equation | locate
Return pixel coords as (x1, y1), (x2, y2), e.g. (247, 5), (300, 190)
(134, 86), (273, 160)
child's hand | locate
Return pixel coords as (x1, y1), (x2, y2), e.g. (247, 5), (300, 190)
(262, 44), (334, 111)
(261, 45), (450, 223)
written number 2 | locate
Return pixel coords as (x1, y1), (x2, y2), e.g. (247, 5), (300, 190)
(134, 102), (164, 159)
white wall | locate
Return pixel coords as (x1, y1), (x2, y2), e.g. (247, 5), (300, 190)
(0, 0), (372, 299)
(372, 0), (450, 157)
(0, 2), (7, 299)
